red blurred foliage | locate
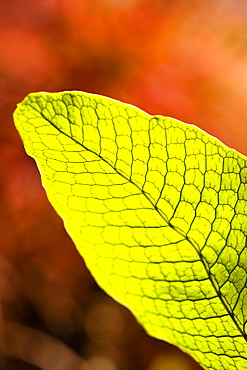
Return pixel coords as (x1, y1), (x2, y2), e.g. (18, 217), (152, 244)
(1, 0), (247, 368)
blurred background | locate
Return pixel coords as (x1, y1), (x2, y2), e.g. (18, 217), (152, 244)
(1, 0), (247, 369)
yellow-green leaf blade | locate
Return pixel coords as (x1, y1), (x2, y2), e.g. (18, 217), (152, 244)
(14, 91), (247, 370)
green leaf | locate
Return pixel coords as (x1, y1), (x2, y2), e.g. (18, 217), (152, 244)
(13, 91), (247, 370)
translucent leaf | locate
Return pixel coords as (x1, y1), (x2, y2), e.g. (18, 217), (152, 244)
(13, 91), (247, 370)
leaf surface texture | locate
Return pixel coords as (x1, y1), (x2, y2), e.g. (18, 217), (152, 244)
(14, 92), (247, 369)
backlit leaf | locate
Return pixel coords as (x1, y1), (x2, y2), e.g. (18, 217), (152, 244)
(13, 91), (247, 369)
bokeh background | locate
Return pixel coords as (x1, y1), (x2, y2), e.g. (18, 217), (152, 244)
(1, 0), (247, 369)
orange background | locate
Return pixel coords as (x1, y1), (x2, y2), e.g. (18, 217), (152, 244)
(1, 0), (247, 369)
